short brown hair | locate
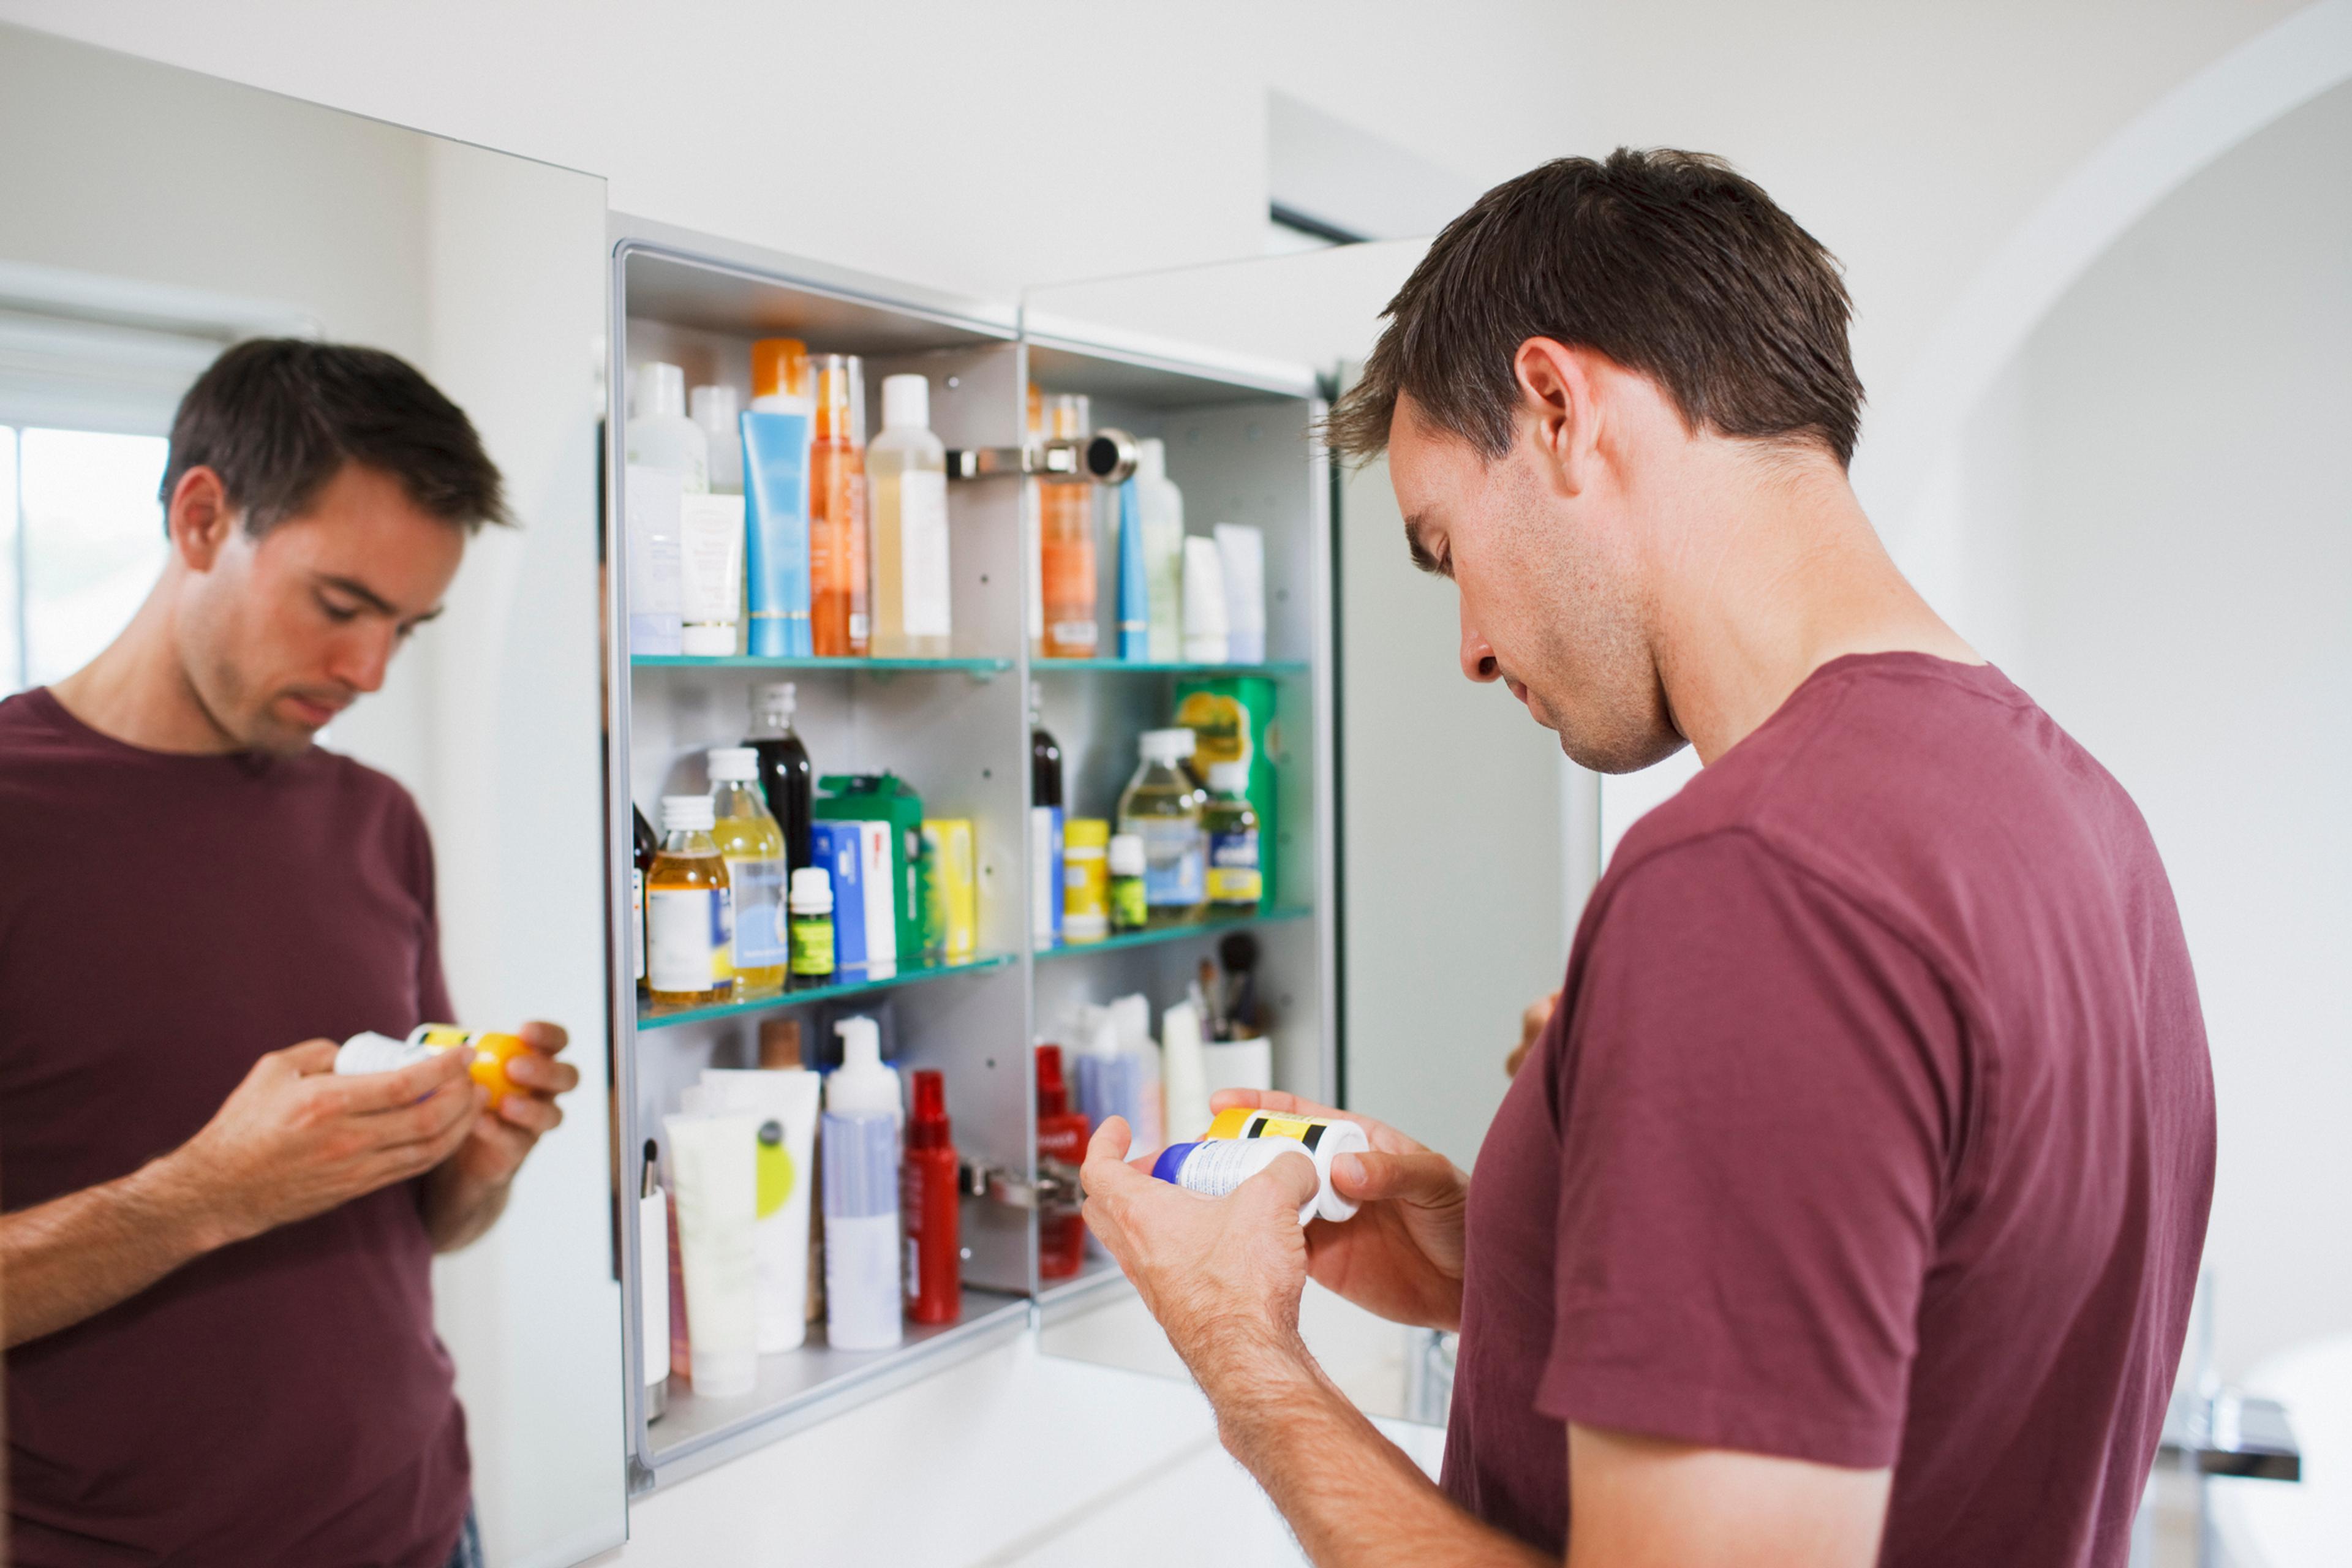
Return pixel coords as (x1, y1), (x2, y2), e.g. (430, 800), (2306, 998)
(1327, 148), (1864, 467)
(160, 338), (509, 537)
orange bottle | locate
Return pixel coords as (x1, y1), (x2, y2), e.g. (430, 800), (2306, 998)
(1038, 392), (1096, 659)
(809, 353), (870, 657)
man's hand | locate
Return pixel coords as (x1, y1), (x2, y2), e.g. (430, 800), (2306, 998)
(169, 1037), (482, 1246)
(1080, 1114), (1322, 1371)
(1507, 989), (1560, 1077)
(439, 1020), (579, 1193)
(1207, 1089), (1469, 1332)
(422, 1020), (579, 1250)
(4, 1035), (482, 1348)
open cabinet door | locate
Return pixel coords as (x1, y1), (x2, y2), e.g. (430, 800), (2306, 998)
(1023, 243), (1590, 1423)
(0, 26), (624, 1567)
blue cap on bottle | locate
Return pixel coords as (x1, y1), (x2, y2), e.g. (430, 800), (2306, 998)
(1151, 1140), (1202, 1185)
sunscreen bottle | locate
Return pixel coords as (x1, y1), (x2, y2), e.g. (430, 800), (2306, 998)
(1194, 1107), (1371, 1223)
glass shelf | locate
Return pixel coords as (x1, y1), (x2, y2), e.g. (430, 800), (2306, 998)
(1031, 658), (1308, 676)
(630, 654), (1012, 674)
(637, 951), (1016, 1032)
(1033, 905), (1310, 962)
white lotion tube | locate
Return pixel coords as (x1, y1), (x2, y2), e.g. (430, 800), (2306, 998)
(1160, 998), (1212, 1144)
(1214, 524), (1265, 664)
(1182, 536), (1229, 663)
(663, 1109), (760, 1397)
(639, 1144), (670, 1419)
(677, 492), (746, 657)
(698, 1068), (820, 1354)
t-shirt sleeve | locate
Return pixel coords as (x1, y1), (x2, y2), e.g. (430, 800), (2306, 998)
(1540, 831), (1958, 1469)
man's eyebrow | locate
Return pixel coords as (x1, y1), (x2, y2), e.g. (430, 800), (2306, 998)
(1403, 513), (1449, 578)
(317, 575), (442, 624)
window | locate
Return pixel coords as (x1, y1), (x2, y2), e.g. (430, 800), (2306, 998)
(1, 425), (170, 693)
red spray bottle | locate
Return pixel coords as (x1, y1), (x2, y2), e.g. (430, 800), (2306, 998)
(1035, 1045), (1091, 1280)
(902, 1069), (962, 1324)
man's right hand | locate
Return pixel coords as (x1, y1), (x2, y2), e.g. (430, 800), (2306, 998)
(1206, 1089), (1468, 1333)
(167, 1039), (484, 1247)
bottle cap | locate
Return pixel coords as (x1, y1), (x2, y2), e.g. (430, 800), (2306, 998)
(1136, 436), (1166, 483)
(758, 1017), (805, 1069)
(688, 383), (740, 429)
(788, 866), (833, 913)
(750, 339), (808, 401)
(660, 794), (714, 832)
(1108, 833), (1145, 876)
(1065, 817), (1109, 850)
(908, 1068), (951, 1150)
(756, 680), (797, 719)
(1140, 727), (1197, 764)
(826, 1017), (898, 1119)
(1150, 1140), (1201, 1184)
(881, 374), (930, 431)
(707, 746), (760, 783)
(680, 624), (736, 657)
(632, 362), (687, 420)
(1207, 760), (1250, 794)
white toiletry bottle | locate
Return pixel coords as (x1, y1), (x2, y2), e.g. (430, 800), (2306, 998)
(627, 362), (709, 494)
(1133, 438), (1186, 662)
(824, 1016), (904, 1349)
(690, 383), (744, 495)
(868, 374), (952, 659)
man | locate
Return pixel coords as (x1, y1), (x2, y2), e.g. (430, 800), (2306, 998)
(0, 339), (581, 1567)
(1082, 151), (2213, 1566)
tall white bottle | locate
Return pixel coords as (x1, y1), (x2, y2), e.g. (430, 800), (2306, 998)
(626, 363), (709, 494)
(690, 383), (743, 494)
(1134, 438), (1185, 662)
(868, 374), (952, 658)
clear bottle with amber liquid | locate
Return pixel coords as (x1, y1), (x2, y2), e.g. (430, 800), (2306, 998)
(646, 794), (734, 1008)
(1037, 392), (1096, 659)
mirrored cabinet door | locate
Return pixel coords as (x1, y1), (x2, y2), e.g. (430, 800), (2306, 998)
(1, 25), (624, 1567)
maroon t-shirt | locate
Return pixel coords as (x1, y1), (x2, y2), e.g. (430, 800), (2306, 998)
(0, 688), (469, 1567)
(1444, 654), (2214, 1566)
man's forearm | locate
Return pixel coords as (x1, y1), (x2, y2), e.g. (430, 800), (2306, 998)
(1, 1154), (230, 1349)
(1197, 1327), (1550, 1568)
(420, 1161), (510, 1252)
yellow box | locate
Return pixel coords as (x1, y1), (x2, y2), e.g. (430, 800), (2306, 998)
(921, 818), (978, 962)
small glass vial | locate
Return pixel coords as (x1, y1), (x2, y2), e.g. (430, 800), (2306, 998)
(1107, 832), (1147, 933)
(788, 866), (836, 979)
(1201, 761), (1263, 909)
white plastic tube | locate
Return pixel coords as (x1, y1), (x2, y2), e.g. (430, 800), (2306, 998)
(1160, 999), (1212, 1144)
(698, 1068), (820, 1354)
(663, 1110), (760, 1396)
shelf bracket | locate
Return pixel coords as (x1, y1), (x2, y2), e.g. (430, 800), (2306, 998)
(962, 1157), (1080, 1211)
(945, 429), (1137, 485)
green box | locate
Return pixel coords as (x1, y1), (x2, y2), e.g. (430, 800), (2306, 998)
(813, 774), (927, 964)
(1174, 676), (1278, 909)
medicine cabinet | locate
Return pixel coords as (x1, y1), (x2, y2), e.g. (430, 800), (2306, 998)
(603, 215), (1336, 1491)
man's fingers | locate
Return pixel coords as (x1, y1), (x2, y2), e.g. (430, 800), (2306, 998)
(1245, 1149), (1321, 1218)
(1209, 1088), (1344, 1119)
(503, 1051), (578, 1095)
(518, 1019), (569, 1055)
(497, 1091), (562, 1136)
(327, 1044), (473, 1114)
(1330, 1150), (1463, 1207)
(1083, 1116), (1135, 1174)
(275, 1039), (342, 1076)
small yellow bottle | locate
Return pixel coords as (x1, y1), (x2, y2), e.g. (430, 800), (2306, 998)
(647, 794), (734, 1009)
(706, 748), (788, 998)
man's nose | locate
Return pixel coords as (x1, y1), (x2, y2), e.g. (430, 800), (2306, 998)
(1460, 603), (1500, 684)
(331, 624), (398, 694)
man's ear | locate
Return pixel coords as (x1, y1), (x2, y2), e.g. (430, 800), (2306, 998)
(1512, 337), (1604, 497)
(166, 466), (239, 571)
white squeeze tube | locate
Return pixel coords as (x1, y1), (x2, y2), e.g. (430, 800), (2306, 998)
(676, 492), (746, 657)
(1160, 998), (1212, 1144)
(698, 1068), (821, 1354)
(1182, 536), (1229, 663)
(639, 1141), (669, 1419)
(663, 1108), (761, 1397)
(1214, 524), (1265, 665)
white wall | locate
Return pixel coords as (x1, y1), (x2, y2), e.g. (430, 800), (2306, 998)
(1945, 81), (2352, 1380)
